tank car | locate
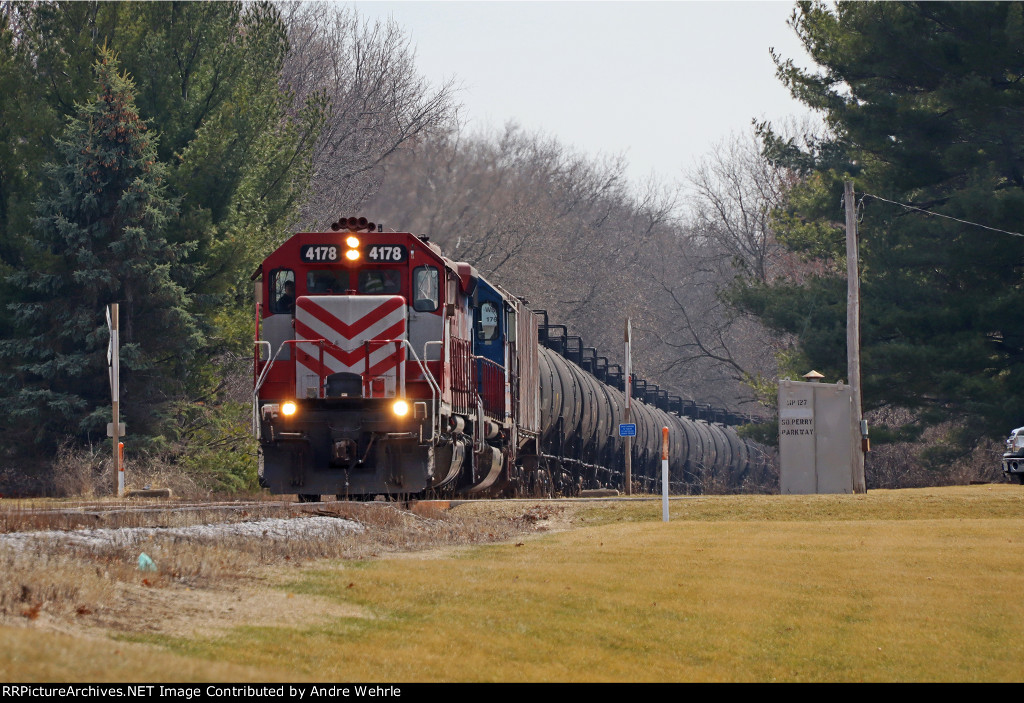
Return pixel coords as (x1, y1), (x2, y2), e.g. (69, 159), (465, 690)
(252, 217), (768, 499)
(530, 331), (768, 494)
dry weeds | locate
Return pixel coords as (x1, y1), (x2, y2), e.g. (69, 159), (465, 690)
(0, 499), (545, 641)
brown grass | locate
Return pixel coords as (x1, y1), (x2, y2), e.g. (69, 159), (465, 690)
(0, 500), (531, 628)
(0, 625), (282, 682)
(3, 486), (1024, 682)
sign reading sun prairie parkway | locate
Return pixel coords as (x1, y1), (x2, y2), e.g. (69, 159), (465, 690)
(778, 379), (853, 494)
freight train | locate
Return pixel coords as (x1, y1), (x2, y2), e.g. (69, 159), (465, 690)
(252, 217), (770, 500)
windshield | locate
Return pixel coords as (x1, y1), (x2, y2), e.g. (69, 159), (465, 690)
(358, 269), (402, 295)
(307, 270), (351, 294)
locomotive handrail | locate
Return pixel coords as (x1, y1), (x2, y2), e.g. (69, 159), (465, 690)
(254, 340), (273, 385)
(423, 340), (446, 441)
(423, 340), (442, 365)
(252, 338), (322, 436)
(474, 395), (486, 457)
(395, 338), (442, 442)
(253, 302), (263, 384)
(361, 338), (406, 398)
(251, 339), (289, 437)
(471, 354), (505, 423)
(364, 337), (443, 442)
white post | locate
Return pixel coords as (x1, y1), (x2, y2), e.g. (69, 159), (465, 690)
(624, 318), (632, 496)
(661, 426), (669, 522)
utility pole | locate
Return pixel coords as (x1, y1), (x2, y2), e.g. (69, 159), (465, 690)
(845, 181), (867, 493)
(107, 304), (124, 497)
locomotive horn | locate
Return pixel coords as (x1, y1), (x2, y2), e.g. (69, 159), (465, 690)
(357, 217), (368, 229)
(346, 216), (360, 230)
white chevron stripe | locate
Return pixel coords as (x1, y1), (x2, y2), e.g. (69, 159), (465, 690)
(296, 356), (403, 378)
(300, 342), (403, 375)
(298, 314), (406, 351)
(293, 294), (407, 398)
(307, 295), (399, 324)
(296, 299), (406, 351)
(297, 356), (405, 397)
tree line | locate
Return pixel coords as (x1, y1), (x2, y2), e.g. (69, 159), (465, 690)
(364, 1), (1024, 483)
(2, 1), (1014, 493)
(736, 1), (1024, 475)
(0, 1), (458, 491)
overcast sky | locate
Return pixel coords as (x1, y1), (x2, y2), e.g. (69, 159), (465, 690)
(351, 1), (817, 187)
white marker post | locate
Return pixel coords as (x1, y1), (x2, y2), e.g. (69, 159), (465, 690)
(661, 426), (669, 522)
(624, 318), (632, 496)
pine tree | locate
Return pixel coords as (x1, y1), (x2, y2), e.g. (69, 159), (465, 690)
(739, 2), (1024, 437)
(0, 48), (201, 450)
(2, 1), (321, 361)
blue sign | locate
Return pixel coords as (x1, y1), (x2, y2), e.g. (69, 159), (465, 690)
(618, 423), (636, 437)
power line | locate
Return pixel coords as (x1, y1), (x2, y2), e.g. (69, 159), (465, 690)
(860, 192), (1024, 239)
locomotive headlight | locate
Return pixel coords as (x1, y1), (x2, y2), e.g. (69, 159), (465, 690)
(346, 236), (360, 248)
(281, 401), (297, 416)
(345, 249), (360, 261)
(392, 399), (409, 417)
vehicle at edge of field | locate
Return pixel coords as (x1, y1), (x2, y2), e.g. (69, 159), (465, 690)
(1002, 426), (1024, 484)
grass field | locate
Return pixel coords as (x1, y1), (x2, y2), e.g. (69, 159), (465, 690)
(2, 485), (1024, 682)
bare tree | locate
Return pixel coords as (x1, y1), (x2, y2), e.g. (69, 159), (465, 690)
(279, 2), (459, 228)
(364, 124), (563, 275)
(688, 131), (789, 283)
(643, 228), (778, 407)
(365, 118), (788, 412)
(364, 123), (685, 354)
(635, 128), (800, 409)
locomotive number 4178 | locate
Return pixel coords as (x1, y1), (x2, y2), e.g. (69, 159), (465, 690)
(300, 244), (339, 262)
(367, 245), (407, 262)
(299, 244), (408, 263)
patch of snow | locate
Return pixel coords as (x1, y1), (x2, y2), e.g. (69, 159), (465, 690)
(0, 516), (365, 551)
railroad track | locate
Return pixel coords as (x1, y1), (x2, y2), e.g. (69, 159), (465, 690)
(0, 498), (359, 534)
(0, 492), (682, 535)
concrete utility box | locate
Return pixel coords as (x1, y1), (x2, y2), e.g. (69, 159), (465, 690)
(778, 378), (853, 494)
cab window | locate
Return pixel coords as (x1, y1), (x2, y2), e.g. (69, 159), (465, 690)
(358, 269), (402, 294)
(478, 301), (499, 341)
(307, 270), (350, 294)
(270, 269), (295, 314)
(412, 266), (439, 312)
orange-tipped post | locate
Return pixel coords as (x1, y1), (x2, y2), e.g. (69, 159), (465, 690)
(661, 427), (669, 522)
